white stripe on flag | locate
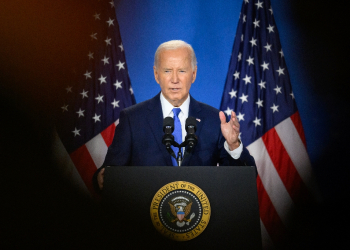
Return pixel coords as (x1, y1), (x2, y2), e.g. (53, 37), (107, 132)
(275, 118), (321, 202)
(114, 119), (119, 127)
(260, 219), (275, 250)
(247, 138), (295, 227)
(85, 133), (108, 169)
(52, 129), (89, 194)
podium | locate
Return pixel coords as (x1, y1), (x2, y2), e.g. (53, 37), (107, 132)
(101, 166), (261, 249)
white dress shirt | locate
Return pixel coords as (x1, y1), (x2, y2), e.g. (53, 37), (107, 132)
(159, 93), (243, 159)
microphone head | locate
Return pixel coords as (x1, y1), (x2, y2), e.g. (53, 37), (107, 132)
(185, 116), (197, 132)
(163, 117), (174, 133)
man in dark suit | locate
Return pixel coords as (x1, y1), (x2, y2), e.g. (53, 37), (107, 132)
(95, 40), (255, 190)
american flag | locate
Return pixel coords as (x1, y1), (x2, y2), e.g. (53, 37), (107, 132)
(220, 0), (320, 248)
(56, 0), (135, 194)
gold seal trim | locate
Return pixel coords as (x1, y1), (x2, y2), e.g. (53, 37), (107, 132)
(150, 181), (211, 241)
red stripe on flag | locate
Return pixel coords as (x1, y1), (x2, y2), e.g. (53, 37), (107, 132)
(70, 145), (97, 195)
(262, 128), (311, 204)
(257, 176), (287, 246)
(100, 123), (116, 147)
(290, 111), (307, 148)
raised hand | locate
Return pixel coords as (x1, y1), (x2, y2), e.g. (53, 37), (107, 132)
(219, 110), (241, 151)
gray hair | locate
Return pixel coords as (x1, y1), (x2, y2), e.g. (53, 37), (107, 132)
(154, 40), (197, 69)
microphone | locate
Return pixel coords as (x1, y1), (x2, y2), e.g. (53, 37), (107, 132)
(184, 116), (198, 154)
(163, 117), (174, 134)
(162, 117), (174, 146)
(162, 117), (176, 159)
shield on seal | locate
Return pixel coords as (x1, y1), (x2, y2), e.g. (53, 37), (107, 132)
(177, 211), (185, 221)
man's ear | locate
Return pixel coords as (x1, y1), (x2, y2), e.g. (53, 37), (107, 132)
(192, 66), (198, 83)
(153, 66), (160, 84)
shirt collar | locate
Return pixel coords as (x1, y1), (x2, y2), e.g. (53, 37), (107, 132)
(160, 92), (190, 118)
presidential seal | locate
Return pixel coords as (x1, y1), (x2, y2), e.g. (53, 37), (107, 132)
(150, 181), (211, 241)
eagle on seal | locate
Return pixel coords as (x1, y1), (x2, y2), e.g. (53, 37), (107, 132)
(168, 196), (195, 227)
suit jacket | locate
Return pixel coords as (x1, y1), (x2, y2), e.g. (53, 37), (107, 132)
(102, 93), (255, 167)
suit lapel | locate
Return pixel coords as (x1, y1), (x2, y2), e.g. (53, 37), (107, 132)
(146, 93), (173, 166)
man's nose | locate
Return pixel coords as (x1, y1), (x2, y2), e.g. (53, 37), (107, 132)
(171, 71), (179, 83)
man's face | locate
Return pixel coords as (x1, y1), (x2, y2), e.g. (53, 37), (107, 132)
(154, 47), (197, 107)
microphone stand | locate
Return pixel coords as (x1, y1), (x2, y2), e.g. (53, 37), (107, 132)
(176, 148), (183, 166)
(162, 117), (197, 167)
(173, 133), (198, 166)
(170, 141), (183, 167)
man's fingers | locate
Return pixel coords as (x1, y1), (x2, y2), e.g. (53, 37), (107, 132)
(219, 111), (227, 124)
(229, 111), (240, 134)
(97, 167), (105, 190)
(230, 111), (238, 123)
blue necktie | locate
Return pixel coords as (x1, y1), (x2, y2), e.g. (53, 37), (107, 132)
(171, 108), (182, 166)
